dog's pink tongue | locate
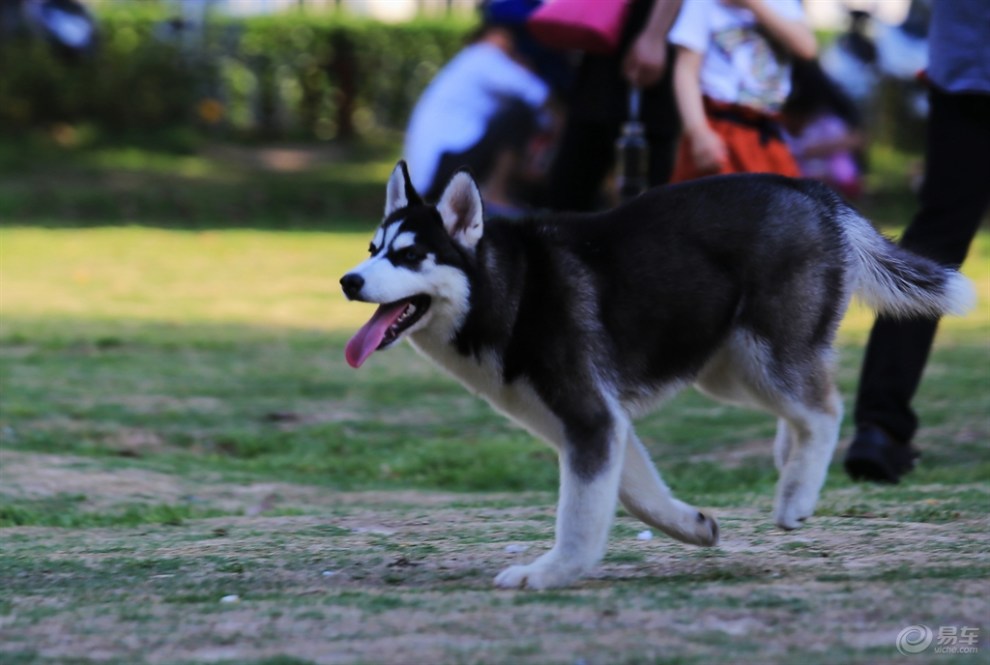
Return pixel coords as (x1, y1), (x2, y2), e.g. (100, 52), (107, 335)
(345, 301), (408, 368)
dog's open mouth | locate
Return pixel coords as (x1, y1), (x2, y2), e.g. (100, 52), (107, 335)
(345, 295), (431, 368)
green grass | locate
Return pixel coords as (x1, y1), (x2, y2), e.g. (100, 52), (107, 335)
(1, 225), (986, 498)
(0, 495), (234, 528)
(0, 140), (987, 665)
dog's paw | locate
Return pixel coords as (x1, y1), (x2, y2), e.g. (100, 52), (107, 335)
(773, 498), (814, 530)
(773, 482), (817, 530)
(494, 560), (582, 590)
(655, 506), (720, 547)
(774, 511), (808, 531)
(692, 510), (720, 546)
(774, 500), (815, 530)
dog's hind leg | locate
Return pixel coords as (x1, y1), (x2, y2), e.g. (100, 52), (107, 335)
(696, 332), (841, 530)
(773, 418), (795, 472)
(772, 387), (842, 530)
(619, 435), (719, 546)
(494, 404), (629, 590)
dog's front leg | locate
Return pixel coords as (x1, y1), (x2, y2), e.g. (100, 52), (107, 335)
(619, 434), (719, 546)
(495, 414), (628, 590)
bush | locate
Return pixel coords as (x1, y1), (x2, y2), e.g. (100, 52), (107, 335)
(0, 9), (205, 132)
(217, 13), (471, 140)
(0, 5), (474, 141)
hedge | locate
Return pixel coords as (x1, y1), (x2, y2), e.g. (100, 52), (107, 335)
(0, 6), (475, 140)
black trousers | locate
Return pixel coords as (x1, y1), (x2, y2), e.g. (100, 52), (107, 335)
(546, 118), (678, 212)
(854, 88), (990, 442)
(543, 25), (681, 213)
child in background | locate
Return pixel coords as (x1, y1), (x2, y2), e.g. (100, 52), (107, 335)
(782, 59), (866, 200)
(668, 0), (816, 181)
(404, 4), (554, 213)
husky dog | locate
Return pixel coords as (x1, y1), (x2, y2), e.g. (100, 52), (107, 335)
(340, 162), (973, 589)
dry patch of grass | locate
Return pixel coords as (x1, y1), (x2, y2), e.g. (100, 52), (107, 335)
(2, 453), (988, 665)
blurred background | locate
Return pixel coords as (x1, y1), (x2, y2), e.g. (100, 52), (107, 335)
(3, 5), (989, 662)
(0, 0), (936, 228)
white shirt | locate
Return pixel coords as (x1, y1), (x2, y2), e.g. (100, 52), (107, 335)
(669, 0), (805, 112)
(404, 43), (549, 193)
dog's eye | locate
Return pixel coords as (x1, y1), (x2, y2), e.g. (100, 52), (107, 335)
(401, 247), (425, 263)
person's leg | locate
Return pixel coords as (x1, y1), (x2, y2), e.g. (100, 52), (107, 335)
(478, 101), (538, 211)
(645, 128), (679, 187)
(425, 150), (470, 202)
(846, 89), (990, 482)
(546, 117), (619, 212)
(425, 100), (538, 202)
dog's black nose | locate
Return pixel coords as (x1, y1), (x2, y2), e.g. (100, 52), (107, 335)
(340, 273), (365, 300)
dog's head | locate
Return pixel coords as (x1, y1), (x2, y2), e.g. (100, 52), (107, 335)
(340, 161), (483, 368)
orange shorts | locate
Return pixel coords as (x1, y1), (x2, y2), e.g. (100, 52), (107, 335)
(672, 100), (800, 183)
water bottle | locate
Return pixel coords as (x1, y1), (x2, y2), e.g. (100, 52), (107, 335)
(615, 87), (648, 202)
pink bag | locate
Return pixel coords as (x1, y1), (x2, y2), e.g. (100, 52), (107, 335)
(527, 0), (631, 54)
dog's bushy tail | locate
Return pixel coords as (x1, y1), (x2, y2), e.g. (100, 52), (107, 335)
(842, 211), (975, 318)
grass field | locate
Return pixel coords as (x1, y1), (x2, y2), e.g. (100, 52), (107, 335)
(1, 141), (988, 664)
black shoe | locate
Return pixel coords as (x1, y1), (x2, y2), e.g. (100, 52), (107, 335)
(844, 425), (920, 484)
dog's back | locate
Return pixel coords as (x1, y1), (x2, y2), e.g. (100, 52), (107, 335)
(471, 175), (970, 403)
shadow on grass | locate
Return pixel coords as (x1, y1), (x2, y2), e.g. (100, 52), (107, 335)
(1, 314), (987, 497)
(0, 135), (401, 230)
(0, 132), (953, 232)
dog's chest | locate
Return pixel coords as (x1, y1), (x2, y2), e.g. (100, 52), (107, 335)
(408, 334), (566, 449)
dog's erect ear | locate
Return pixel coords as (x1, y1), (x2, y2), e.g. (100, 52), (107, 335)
(436, 170), (484, 250)
(385, 160), (421, 216)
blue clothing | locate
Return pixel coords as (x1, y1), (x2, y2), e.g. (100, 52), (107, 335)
(927, 0), (990, 94)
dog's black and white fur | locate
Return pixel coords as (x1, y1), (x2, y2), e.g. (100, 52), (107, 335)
(340, 162), (973, 589)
